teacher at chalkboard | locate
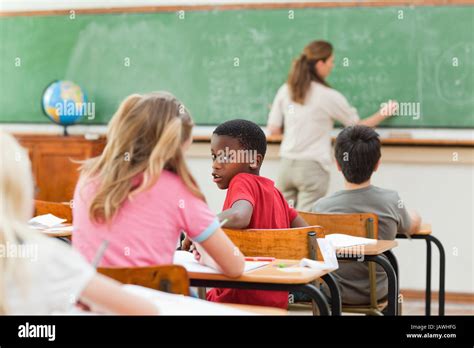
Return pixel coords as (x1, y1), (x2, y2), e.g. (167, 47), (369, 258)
(267, 40), (397, 211)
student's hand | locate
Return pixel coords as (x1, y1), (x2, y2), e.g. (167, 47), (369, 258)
(190, 243), (201, 261)
(181, 235), (192, 251)
(408, 209), (422, 235)
(379, 100), (399, 117)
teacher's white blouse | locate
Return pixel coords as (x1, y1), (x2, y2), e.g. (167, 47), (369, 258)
(268, 81), (360, 172)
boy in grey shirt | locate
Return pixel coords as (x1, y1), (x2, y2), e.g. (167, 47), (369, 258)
(313, 125), (421, 305)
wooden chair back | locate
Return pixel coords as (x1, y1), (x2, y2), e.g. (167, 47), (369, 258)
(34, 199), (73, 223)
(98, 265), (190, 296)
(223, 225), (325, 261)
(298, 211), (385, 314)
(297, 211), (378, 239)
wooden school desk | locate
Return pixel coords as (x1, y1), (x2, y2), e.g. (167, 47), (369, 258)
(396, 224), (446, 316)
(335, 240), (399, 316)
(188, 259), (336, 316)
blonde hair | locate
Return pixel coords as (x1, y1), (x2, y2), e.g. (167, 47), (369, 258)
(81, 91), (204, 224)
(287, 40), (333, 104)
(0, 130), (35, 314)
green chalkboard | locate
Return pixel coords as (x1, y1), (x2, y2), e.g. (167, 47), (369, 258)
(1, 6), (473, 127)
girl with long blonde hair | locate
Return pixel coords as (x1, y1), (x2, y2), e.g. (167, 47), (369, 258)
(72, 92), (244, 276)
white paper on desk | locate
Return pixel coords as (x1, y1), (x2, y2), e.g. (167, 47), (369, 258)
(173, 251), (269, 274)
(122, 284), (256, 315)
(300, 238), (339, 271)
(45, 225), (74, 232)
(28, 214), (67, 229)
(325, 233), (377, 248)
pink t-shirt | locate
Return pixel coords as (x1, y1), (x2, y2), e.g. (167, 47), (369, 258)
(72, 170), (219, 267)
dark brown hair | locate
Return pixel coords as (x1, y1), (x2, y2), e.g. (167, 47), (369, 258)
(287, 40), (333, 104)
(335, 125), (381, 184)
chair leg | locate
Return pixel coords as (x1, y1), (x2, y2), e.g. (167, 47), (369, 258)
(197, 287), (207, 300)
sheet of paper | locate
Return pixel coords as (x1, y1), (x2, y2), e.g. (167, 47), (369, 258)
(46, 225), (73, 232)
(325, 233), (377, 248)
(173, 250), (269, 274)
(28, 214), (67, 228)
(122, 284), (255, 315)
(300, 238), (339, 271)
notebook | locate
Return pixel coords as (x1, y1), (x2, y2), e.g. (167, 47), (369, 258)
(325, 233), (377, 248)
(173, 250), (269, 274)
(28, 214), (67, 229)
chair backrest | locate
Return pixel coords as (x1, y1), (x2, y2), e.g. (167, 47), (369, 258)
(223, 225), (325, 261)
(297, 211), (379, 239)
(97, 265), (190, 296)
(34, 200), (73, 223)
(298, 211), (382, 311)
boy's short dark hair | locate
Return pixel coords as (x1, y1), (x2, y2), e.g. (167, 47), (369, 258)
(213, 119), (267, 158)
(335, 125), (381, 184)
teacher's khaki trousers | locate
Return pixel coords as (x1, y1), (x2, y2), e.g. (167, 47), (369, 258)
(276, 158), (329, 212)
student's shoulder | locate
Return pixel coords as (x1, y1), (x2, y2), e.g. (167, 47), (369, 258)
(27, 229), (94, 274)
(153, 170), (186, 189)
(369, 186), (405, 211)
(312, 191), (344, 211)
(371, 186), (401, 202)
(230, 172), (259, 186)
(149, 170), (201, 200)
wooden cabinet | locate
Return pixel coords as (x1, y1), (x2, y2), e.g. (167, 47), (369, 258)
(15, 134), (106, 202)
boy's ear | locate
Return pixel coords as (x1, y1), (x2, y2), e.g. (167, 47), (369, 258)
(335, 160), (342, 172)
(250, 153), (263, 169)
(373, 158), (381, 172)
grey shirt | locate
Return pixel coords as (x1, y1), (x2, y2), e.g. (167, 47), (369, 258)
(312, 185), (412, 305)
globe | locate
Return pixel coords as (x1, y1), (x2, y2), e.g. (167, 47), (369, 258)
(42, 80), (89, 129)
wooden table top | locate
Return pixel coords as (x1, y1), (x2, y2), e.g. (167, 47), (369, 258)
(416, 223), (432, 235)
(335, 240), (398, 256)
(188, 259), (329, 284)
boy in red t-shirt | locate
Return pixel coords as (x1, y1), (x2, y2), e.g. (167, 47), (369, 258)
(206, 119), (308, 309)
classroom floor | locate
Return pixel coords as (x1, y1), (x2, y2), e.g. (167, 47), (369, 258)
(288, 299), (474, 315)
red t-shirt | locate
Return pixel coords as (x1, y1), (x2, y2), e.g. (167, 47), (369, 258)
(206, 173), (298, 309)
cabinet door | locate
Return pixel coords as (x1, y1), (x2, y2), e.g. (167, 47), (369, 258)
(34, 142), (92, 202)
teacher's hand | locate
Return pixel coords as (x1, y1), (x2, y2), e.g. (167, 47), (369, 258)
(379, 100), (399, 117)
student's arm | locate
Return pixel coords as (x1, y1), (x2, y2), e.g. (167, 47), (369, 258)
(197, 228), (245, 278)
(80, 274), (160, 315)
(407, 209), (422, 235)
(291, 215), (309, 228)
(217, 200), (254, 229)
